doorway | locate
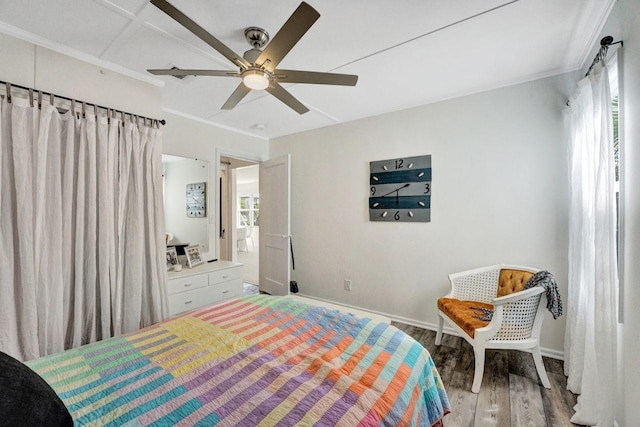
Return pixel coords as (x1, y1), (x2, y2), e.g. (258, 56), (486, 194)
(220, 156), (259, 294)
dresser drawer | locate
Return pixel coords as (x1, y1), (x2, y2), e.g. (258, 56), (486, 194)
(209, 280), (242, 302)
(168, 286), (215, 316)
(208, 266), (243, 285)
(167, 273), (208, 295)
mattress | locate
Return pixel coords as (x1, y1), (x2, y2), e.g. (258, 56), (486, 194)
(27, 295), (450, 426)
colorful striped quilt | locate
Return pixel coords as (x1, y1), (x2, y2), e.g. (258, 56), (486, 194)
(27, 295), (450, 426)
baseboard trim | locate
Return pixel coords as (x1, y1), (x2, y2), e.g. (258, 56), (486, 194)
(295, 293), (564, 360)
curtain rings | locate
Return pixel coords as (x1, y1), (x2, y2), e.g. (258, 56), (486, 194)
(82, 101), (86, 119)
(4, 82), (11, 103)
(50, 93), (54, 106)
(29, 88), (34, 107)
(37, 91), (43, 110)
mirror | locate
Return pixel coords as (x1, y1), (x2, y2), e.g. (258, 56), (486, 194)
(162, 154), (209, 253)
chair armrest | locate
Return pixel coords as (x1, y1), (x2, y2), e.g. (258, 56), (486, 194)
(491, 286), (544, 306)
(489, 287), (546, 341)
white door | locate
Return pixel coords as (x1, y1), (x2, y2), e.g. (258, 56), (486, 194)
(259, 154), (290, 296)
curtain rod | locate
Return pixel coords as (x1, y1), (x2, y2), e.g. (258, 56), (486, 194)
(584, 35), (623, 77)
(566, 35), (623, 107)
(0, 79), (166, 126)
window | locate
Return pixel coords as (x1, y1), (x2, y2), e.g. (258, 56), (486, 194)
(608, 54), (620, 263)
(238, 194), (259, 227)
(608, 51), (624, 322)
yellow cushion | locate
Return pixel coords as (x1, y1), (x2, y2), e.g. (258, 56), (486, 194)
(437, 298), (493, 338)
(497, 269), (534, 297)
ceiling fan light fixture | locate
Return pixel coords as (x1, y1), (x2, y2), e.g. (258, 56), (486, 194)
(242, 70), (269, 90)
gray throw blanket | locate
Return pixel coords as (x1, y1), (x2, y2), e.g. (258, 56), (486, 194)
(471, 270), (563, 321)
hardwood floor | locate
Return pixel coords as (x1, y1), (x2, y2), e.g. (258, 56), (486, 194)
(391, 322), (585, 427)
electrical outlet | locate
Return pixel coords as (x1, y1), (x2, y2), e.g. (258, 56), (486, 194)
(344, 279), (352, 291)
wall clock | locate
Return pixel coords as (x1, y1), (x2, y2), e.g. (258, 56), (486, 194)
(369, 155), (431, 222)
(186, 182), (206, 218)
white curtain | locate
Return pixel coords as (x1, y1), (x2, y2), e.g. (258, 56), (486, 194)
(0, 97), (167, 361)
(564, 61), (618, 426)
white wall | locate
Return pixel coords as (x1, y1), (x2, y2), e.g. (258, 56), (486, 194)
(270, 73), (575, 355)
(0, 33), (161, 118)
(161, 111), (268, 260)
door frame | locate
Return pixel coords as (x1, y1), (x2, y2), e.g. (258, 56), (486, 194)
(214, 148), (262, 261)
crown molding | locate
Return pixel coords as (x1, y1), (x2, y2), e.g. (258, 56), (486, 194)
(162, 107), (269, 141)
(0, 20), (165, 88)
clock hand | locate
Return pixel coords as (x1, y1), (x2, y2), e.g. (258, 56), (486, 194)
(380, 183), (409, 197)
(380, 183), (410, 197)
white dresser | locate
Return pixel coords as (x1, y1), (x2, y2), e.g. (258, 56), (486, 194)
(166, 261), (243, 316)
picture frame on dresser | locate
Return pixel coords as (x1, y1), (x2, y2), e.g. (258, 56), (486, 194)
(166, 247), (179, 271)
(185, 244), (204, 268)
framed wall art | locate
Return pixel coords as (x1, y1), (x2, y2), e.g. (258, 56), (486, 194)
(369, 155), (431, 222)
(186, 182), (206, 218)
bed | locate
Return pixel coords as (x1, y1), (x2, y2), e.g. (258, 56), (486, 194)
(25, 295), (450, 426)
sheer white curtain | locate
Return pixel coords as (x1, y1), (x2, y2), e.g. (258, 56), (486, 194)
(0, 97), (167, 361)
(564, 61), (618, 426)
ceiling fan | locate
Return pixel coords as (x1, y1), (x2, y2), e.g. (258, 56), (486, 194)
(147, 0), (358, 114)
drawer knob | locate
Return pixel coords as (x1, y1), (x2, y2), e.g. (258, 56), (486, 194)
(222, 290), (229, 294)
(184, 283), (192, 287)
(222, 275), (229, 279)
(185, 300), (192, 304)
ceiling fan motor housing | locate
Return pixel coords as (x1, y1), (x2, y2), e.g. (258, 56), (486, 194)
(244, 27), (270, 49)
(243, 48), (263, 64)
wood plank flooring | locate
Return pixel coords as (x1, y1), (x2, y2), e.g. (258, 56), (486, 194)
(391, 322), (585, 427)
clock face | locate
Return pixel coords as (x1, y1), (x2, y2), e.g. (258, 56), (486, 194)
(186, 182), (206, 218)
(369, 155), (431, 222)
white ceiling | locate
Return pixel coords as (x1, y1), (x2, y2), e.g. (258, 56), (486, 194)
(0, 0), (613, 139)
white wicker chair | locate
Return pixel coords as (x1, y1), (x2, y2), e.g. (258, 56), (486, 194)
(435, 264), (551, 393)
